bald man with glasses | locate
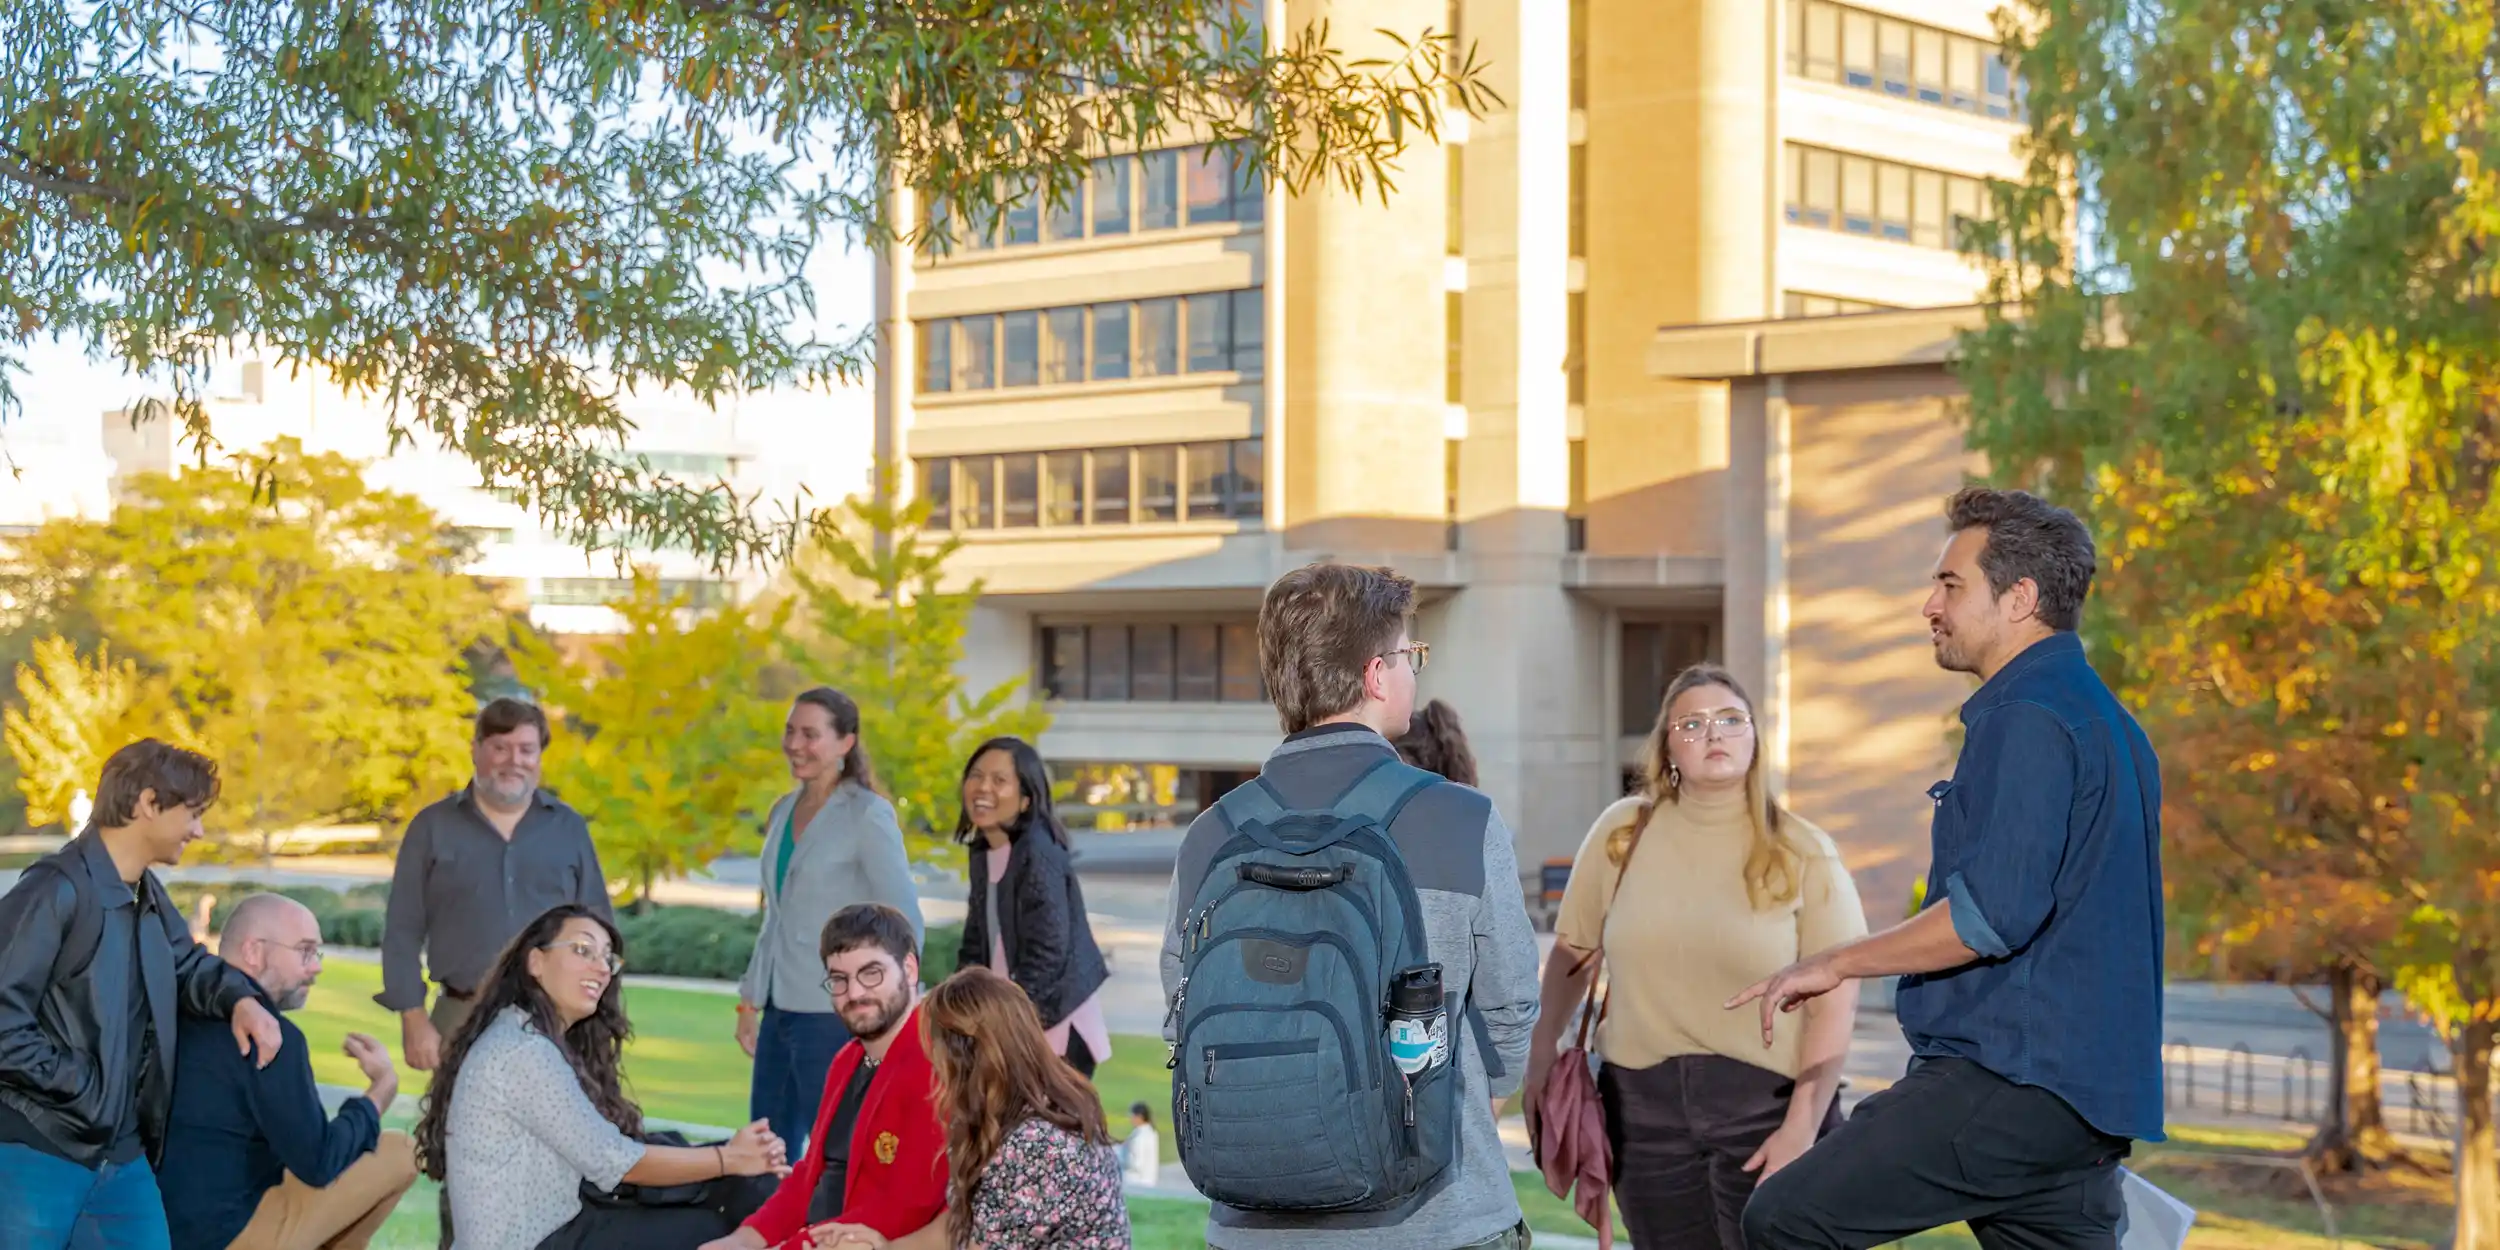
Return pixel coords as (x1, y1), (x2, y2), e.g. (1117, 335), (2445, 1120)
(160, 895), (417, 1250)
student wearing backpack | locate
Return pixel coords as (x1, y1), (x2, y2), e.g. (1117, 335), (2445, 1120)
(0, 740), (286, 1250)
(1159, 561), (1542, 1250)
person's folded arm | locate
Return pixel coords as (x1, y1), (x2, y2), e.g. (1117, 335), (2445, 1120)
(163, 887), (258, 1020)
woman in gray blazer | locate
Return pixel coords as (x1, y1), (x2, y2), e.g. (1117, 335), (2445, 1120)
(734, 687), (923, 1154)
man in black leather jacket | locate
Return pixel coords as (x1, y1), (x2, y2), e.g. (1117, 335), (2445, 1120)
(0, 739), (285, 1250)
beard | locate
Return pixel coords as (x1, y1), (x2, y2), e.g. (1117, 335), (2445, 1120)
(476, 773), (536, 807)
(840, 984), (911, 1042)
(1930, 626), (1982, 675)
(273, 984), (312, 1012)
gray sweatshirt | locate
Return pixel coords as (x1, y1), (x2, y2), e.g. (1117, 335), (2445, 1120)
(1159, 726), (1541, 1250)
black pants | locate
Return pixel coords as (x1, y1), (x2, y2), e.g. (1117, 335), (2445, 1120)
(1740, 1057), (2128, 1250)
(1065, 1031), (1098, 1078)
(1602, 1055), (1838, 1250)
(534, 1174), (779, 1250)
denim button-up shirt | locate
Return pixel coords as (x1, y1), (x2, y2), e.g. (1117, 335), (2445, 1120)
(1894, 631), (2167, 1141)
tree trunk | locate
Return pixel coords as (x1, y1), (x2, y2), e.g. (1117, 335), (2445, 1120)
(2453, 1017), (2498, 1250)
(2310, 960), (2401, 1172)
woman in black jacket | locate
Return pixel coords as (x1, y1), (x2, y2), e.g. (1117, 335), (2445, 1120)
(952, 737), (1112, 1077)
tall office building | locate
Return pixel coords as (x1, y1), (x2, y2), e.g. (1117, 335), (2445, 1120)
(882, 0), (2026, 897)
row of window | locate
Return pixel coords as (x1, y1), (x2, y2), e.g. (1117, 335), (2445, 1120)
(537, 578), (730, 610)
(1038, 621), (1268, 704)
(1786, 0), (2020, 120)
(918, 439), (1264, 531)
(929, 143), (1265, 255)
(919, 289), (1263, 394)
(1784, 144), (1994, 250)
(1783, 292), (1898, 318)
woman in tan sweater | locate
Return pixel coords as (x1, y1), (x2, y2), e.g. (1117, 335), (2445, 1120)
(1523, 663), (1868, 1250)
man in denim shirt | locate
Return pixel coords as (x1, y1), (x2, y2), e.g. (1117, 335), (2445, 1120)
(1733, 488), (2162, 1250)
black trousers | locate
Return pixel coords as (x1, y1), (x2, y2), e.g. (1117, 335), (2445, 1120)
(1740, 1057), (2129, 1250)
(534, 1174), (778, 1250)
(1065, 1030), (1098, 1078)
(1602, 1055), (1840, 1250)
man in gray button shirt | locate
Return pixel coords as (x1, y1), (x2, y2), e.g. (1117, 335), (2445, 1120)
(376, 698), (613, 1071)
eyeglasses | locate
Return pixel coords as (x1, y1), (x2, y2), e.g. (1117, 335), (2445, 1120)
(263, 939), (323, 966)
(545, 939), (623, 976)
(823, 963), (890, 998)
(1380, 642), (1430, 672)
(1671, 711), (1755, 740)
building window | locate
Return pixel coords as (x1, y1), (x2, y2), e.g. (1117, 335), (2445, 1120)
(1784, 144), (1991, 251)
(1091, 303), (1131, 381)
(915, 438), (1267, 532)
(539, 578), (729, 610)
(1786, 0), (2019, 121)
(926, 143), (1263, 259)
(918, 320), (951, 393)
(956, 316), (997, 390)
(1043, 181), (1085, 243)
(1043, 307), (1085, 384)
(1566, 437), (1587, 553)
(1141, 150), (1181, 229)
(1568, 145), (1587, 259)
(1568, 0), (1587, 111)
(458, 526), (515, 548)
(1001, 310), (1040, 388)
(1566, 291), (1586, 405)
(1446, 144), (1465, 256)
(1620, 618), (1722, 736)
(1186, 293), (1230, 373)
(618, 451), (735, 479)
(916, 289), (1264, 394)
(1230, 288), (1264, 373)
(1136, 297), (1180, 378)
(1186, 150), (1235, 223)
(1091, 157), (1132, 236)
(1445, 291), (1464, 404)
(1040, 619), (1268, 703)
(1783, 291), (1899, 318)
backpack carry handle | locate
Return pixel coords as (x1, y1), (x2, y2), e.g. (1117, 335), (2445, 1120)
(1238, 862), (1357, 891)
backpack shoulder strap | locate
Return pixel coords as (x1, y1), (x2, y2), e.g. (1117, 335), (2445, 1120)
(46, 844), (107, 981)
(1213, 757), (1440, 855)
(1328, 758), (1439, 833)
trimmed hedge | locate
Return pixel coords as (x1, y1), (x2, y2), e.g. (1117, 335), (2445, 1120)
(161, 881), (965, 986)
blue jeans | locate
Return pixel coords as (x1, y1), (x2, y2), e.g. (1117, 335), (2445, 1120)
(749, 1004), (849, 1157)
(0, 1142), (173, 1250)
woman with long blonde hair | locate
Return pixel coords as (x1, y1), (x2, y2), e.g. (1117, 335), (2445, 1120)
(1521, 663), (1868, 1250)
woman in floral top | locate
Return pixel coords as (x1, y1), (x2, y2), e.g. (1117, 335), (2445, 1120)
(812, 967), (1128, 1250)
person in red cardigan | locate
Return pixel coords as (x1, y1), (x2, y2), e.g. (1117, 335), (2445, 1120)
(700, 904), (945, 1250)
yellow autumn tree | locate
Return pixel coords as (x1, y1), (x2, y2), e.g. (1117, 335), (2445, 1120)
(3, 637), (183, 829)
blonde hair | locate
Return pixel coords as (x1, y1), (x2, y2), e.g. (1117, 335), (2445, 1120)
(1613, 662), (1816, 910)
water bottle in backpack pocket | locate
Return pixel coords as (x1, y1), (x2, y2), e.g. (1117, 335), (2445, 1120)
(1171, 759), (1462, 1214)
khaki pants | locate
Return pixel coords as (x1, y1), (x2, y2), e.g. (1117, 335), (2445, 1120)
(430, 990), (477, 1045)
(229, 1131), (420, 1250)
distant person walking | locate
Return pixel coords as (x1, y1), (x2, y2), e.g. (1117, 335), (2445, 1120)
(1395, 699), (1479, 786)
(379, 699), (613, 1074)
(951, 737), (1110, 1077)
(0, 740), (284, 1250)
(737, 688), (923, 1155)
(1526, 663), (1867, 1250)
(1735, 488), (2163, 1250)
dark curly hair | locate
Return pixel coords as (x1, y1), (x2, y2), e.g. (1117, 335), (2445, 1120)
(1944, 486), (2097, 632)
(413, 904), (639, 1182)
(1395, 699), (1478, 787)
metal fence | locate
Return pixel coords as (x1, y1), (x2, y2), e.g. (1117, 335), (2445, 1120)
(2160, 1036), (2463, 1137)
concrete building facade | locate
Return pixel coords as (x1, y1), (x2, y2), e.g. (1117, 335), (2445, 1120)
(882, 0), (2025, 908)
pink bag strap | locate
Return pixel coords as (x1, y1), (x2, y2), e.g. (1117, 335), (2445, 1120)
(1569, 799), (1654, 1053)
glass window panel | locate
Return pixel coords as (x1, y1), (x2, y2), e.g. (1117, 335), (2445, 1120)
(1090, 448), (1131, 524)
(1091, 303), (1131, 380)
(1139, 445), (1180, 521)
(1985, 54), (2013, 117)
(1878, 163), (1912, 241)
(1141, 150), (1180, 229)
(1136, 298), (1179, 377)
(1841, 155), (1875, 233)
(1130, 624), (1175, 701)
(1040, 626), (1085, 699)
(1090, 157), (1132, 236)
(1446, 291), (1464, 403)
(1003, 184), (1040, 245)
(1803, 148), (1838, 227)
(918, 320), (951, 393)
(1042, 307), (1085, 384)
(1177, 625), (1220, 701)
(1219, 622), (1262, 702)
(958, 455), (996, 529)
(1001, 310), (1040, 387)
(1877, 18), (1910, 95)
(1913, 27), (1947, 103)
(1043, 183), (1085, 242)
(1446, 144), (1464, 255)
(1948, 36), (1983, 111)
(1786, 0), (1804, 73)
(1948, 177), (1983, 237)
(1912, 169), (1947, 248)
(1804, 0), (1839, 81)
(1043, 451), (1084, 526)
(1185, 147), (1234, 224)
(1001, 453), (1039, 528)
(1086, 626), (1130, 701)
(956, 316), (996, 390)
(1231, 289), (1264, 373)
(1186, 293), (1230, 372)
(1232, 149), (1264, 223)
(1186, 442), (1228, 519)
(917, 457), (952, 527)
(1229, 439), (1264, 519)
(1568, 145), (1586, 257)
(1841, 10), (1876, 87)
(962, 202), (997, 251)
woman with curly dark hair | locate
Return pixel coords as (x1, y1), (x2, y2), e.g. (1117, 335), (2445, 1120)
(811, 966), (1128, 1250)
(1395, 698), (1479, 786)
(415, 904), (789, 1250)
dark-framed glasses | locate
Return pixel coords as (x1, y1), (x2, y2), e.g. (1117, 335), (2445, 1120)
(824, 963), (890, 997)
